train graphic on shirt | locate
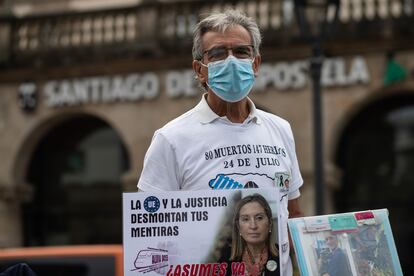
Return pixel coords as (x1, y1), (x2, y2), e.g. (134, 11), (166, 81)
(208, 173), (274, 189)
(208, 172), (290, 192)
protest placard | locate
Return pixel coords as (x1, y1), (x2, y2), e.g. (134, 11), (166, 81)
(123, 189), (281, 276)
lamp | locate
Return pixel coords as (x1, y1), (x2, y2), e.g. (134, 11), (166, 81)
(294, 0), (340, 215)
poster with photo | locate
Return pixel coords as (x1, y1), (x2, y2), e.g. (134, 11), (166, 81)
(123, 188), (281, 276)
(288, 209), (403, 276)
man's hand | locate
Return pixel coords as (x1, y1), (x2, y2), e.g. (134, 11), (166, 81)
(288, 197), (303, 219)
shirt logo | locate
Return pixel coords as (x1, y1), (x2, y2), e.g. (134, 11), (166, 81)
(208, 173), (274, 189)
(209, 174), (244, 189)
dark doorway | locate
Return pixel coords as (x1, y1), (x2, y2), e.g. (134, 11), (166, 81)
(334, 93), (414, 275)
(24, 115), (129, 246)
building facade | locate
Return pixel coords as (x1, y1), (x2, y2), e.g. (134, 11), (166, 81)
(0, 0), (414, 273)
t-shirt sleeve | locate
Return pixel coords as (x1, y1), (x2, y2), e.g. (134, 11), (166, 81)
(137, 131), (181, 191)
(285, 124), (303, 199)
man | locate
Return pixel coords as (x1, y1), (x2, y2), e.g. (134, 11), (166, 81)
(137, 10), (303, 275)
(320, 235), (352, 276)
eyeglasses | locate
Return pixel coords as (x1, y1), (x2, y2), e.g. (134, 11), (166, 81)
(203, 45), (254, 62)
(239, 213), (267, 224)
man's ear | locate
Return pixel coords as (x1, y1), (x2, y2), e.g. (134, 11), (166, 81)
(192, 60), (207, 83)
(253, 55), (261, 77)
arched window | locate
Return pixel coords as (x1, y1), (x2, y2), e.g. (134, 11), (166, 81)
(334, 93), (414, 274)
(24, 115), (129, 246)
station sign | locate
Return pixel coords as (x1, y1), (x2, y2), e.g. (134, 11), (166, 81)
(18, 56), (370, 109)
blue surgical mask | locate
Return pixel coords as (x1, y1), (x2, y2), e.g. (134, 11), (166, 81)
(201, 55), (255, 103)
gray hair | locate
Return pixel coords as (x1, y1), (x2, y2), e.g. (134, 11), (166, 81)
(192, 10), (262, 60)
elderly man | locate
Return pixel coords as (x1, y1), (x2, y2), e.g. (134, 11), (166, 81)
(137, 10), (303, 276)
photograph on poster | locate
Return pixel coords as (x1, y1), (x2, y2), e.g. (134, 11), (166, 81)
(123, 188), (281, 276)
(347, 224), (397, 276)
(288, 209), (403, 276)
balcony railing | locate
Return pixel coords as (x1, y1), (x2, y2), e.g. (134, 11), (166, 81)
(0, 0), (413, 68)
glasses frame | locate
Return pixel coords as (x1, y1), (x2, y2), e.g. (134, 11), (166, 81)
(202, 44), (255, 62)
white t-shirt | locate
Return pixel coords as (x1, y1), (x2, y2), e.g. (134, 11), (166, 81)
(138, 95), (302, 194)
(137, 94), (303, 275)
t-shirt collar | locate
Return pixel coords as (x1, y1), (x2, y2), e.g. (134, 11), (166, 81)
(196, 93), (261, 125)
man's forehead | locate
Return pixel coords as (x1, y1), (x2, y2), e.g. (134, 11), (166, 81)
(201, 25), (251, 48)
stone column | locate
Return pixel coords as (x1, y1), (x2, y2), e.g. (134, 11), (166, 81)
(0, 182), (33, 247)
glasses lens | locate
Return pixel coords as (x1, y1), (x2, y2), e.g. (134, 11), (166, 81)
(204, 45), (254, 61)
(233, 45), (253, 59)
(206, 46), (228, 61)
